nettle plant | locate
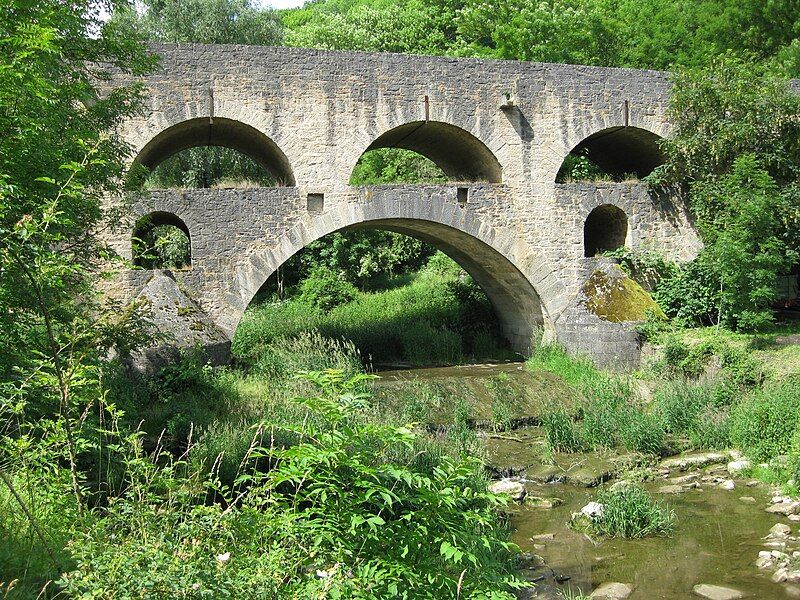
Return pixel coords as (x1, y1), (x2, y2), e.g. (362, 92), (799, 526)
(249, 370), (526, 598)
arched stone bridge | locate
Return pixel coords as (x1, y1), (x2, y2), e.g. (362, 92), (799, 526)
(104, 43), (701, 368)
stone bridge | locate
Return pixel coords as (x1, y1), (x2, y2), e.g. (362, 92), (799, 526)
(104, 44), (701, 368)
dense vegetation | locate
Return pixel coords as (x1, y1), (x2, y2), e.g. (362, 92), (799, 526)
(2, 0), (800, 597)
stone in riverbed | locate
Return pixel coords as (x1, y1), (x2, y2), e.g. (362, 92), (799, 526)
(727, 459), (751, 475)
(739, 496), (757, 504)
(767, 501), (800, 516)
(566, 459), (615, 487)
(530, 533), (555, 541)
(661, 452), (729, 472)
(488, 479), (525, 501)
(589, 582), (634, 599)
(769, 523), (792, 539)
(658, 484), (685, 494)
(581, 501), (605, 519)
(525, 495), (563, 509)
(692, 583), (745, 599)
(719, 479), (735, 490)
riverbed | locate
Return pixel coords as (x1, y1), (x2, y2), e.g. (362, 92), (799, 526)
(377, 363), (796, 599)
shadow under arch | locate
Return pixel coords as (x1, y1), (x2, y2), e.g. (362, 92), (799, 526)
(131, 117), (295, 186)
(356, 121), (503, 183)
(560, 126), (665, 181)
(132, 210), (192, 268)
(236, 215), (545, 354)
(584, 204), (628, 257)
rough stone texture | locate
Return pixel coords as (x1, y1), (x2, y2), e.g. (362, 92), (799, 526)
(590, 582), (635, 599)
(692, 583), (745, 600)
(102, 44), (702, 367)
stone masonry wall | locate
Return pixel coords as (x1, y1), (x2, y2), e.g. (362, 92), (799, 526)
(103, 44), (701, 368)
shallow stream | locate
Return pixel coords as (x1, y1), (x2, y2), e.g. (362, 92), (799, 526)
(377, 363), (796, 599)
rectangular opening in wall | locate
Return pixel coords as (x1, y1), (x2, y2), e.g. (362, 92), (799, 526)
(457, 187), (468, 207)
(307, 193), (324, 214)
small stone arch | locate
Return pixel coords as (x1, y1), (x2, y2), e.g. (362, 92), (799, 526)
(132, 211), (192, 269)
(584, 204), (628, 257)
(352, 121), (503, 183)
(130, 117), (295, 186)
(558, 126), (665, 182)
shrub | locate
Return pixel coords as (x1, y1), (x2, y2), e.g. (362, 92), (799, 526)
(298, 266), (358, 310)
(61, 371), (527, 598)
(527, 344), (606, 392)
(618, 409), (666, 455)
(730, 381), (800, 462)
(588, 484), (675, 538)
(253, 331), (364, 380)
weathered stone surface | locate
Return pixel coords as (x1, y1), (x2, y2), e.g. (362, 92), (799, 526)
(661, 452), (730, 472)
(727, 459), (751, 475)
(767, 502), (800, 516)
(590, 582), (635, 599)
(126, 272), (230, 373)
(525, 496), (563, 509)
(100, 44), (701, 370)
(692, 583), (745, 599)
(581, 501), (605, 519)
(489, 479), (526, 501)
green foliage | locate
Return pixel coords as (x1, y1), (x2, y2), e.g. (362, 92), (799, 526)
(556, 153), (612, 182)
(542, 409), (584, 452)
(133, 223), (191, 269)
(0, 2), (153, 592)
(588, 484), (675, 538)
(113, 0), (283, 45)
(653, 334), (764, 387)
(298, 266), (359, 310)
(61, 371), (526, 598)
(653, 57), (800, 330)
(235, 260), (509, 367)
(730, 381), (800, 462)
(350, 148), (448, 184)
(143, 146), (277, 190)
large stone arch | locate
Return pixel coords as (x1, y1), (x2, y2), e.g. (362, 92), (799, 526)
(347, 120), (505, 184)
(228, 189), (566, 353)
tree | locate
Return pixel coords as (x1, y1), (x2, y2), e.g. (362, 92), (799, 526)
(0, 0), (152, 583)
(112, 0), (283, 45)
(652, 56), (800, 329)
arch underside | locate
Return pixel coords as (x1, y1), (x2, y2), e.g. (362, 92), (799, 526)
(365, 121), (503, 183)
(348, 219), (542, 351)
(242, 216), (544, 355)
(572, 126), (665, 178)
(133, 117), (295, 185)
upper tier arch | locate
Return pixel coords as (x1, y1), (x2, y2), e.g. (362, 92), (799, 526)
(131, 117), (295, 186)
(355, 121), (503, 183)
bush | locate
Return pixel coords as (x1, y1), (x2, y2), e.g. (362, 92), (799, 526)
(588, 484), (675, 538)
(298, 266), (358, 310)
(730, 381), (800, 462)
(61, 371), (526, 598)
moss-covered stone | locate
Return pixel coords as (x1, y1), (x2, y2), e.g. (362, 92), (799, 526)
(582, 265), (666, 323)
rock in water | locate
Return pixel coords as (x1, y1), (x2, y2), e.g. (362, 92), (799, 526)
(580, 501), (605, 519)
(488, 478), (525, 501)
(727, 459), (751, 475)
(590, 582), (634, 599)
(692, 583), (745, 600)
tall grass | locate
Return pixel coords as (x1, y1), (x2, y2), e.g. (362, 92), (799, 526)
(234, 268), (511, 367)
(589, 484), (675, 538)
